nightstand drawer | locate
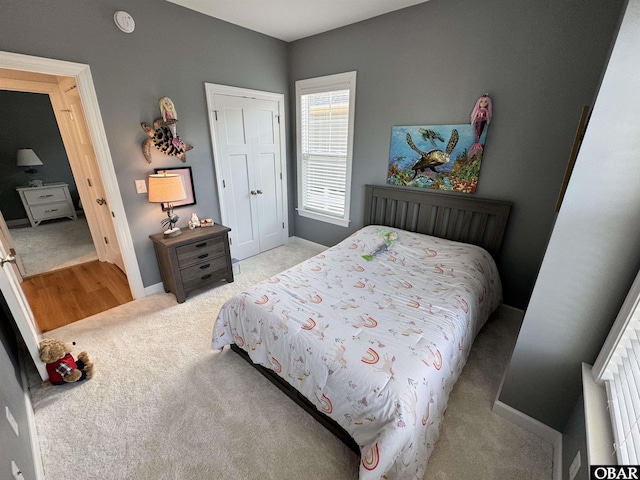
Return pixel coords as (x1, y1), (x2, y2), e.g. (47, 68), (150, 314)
(29, 201), (74, 220)
(176, 236), (224, 268)
(23, 187), (69, 205)
(181, 255), (229, 289)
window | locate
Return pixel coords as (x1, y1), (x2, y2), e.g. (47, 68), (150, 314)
(592, 268), (640, 464)
(296, 71), (356, 227)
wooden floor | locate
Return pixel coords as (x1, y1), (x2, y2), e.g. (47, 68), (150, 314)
(21, 260), (133, 332)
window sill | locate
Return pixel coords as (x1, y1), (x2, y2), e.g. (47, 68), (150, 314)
(582, 362), (616, 466)
(297, 208), (350, 228)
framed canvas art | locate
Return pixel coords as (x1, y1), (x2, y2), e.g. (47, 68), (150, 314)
(387, 123), (488, 193)
(153, 166), (196, 211)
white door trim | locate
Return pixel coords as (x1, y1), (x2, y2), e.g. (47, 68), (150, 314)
(204, 83), (289, 242)
(0, 51), (144, 299)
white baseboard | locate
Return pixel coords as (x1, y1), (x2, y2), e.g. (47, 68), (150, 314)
(288, 235), (328, 249)
(144, 282), (165, 296)
(493, 400), (563, 480)
(497, 303), (525, 316)
(19, 351), (45, 480)
(6, 218), (30, 227)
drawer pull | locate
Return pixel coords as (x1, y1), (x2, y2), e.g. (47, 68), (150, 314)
(201, 274), (212, 280)
(197, 254), (209, 259)
(45, 209), (59, 213)
(199, 264), (211, 269)
(195, 242), (208, 248)
(39, 194), (54, 198)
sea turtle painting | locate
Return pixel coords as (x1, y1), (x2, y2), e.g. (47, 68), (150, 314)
(387, 123), (486, 194)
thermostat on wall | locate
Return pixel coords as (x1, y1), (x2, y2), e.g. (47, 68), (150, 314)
(114, 11), (135, 33)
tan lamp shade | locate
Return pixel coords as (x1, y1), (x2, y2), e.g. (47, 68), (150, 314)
(147, 173), (187, 203)
(16, 149), (44, 167)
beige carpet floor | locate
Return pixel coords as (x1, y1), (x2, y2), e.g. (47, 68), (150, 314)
(10, 217), (97, 276)
(28, 239), (554, 480)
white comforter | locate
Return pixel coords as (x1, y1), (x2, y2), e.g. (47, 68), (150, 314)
(212, 225), (502, 479)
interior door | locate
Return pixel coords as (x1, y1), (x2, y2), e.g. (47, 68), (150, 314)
(0, 241), (47, 379)
(213, 94), (285, 259)
(0, 209), (25, 278)
(54, 77), (125, 272)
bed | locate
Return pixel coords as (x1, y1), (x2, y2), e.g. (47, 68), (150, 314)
(212, 184), (511, 479)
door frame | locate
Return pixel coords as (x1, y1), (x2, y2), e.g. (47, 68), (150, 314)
(204, 83), (289, 249)
(0, 51), (144, 298)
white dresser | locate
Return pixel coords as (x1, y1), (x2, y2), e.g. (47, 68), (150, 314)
(16, 183), (78, 227)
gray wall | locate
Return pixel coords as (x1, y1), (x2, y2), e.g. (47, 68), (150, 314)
(288, 0), (624, 308)
(0, 91), (78, 221)
(0, 0), (289, 287)
(0, 293), (38, 480)
(499, 0), (640, 431)
(0, 0), (622, 305)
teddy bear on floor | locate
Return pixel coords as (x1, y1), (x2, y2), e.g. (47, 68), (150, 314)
(39, 339), (95, 385)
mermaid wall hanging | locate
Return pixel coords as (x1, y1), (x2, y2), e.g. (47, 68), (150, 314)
(386, 93), (493, 194)
(141, 97), (193, 163)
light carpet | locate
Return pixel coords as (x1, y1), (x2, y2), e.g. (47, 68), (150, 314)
(10, 217), (97, 276)
(28, 239), (554, 480)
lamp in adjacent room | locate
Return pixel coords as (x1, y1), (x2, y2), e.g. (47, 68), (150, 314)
(17, 149), (44, 187)
(147, 172), (187, 237)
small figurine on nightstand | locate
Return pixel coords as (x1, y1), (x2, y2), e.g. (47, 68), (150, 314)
(188, 212), (200, 230)
(200, 218), (213, 227)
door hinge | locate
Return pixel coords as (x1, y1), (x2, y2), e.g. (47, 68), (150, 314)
(112, 211), (115, 218)
(275, 115), (280, 124)
(104, 236), (109, 244)
(280, 172), (282, 180)
(229, 237), (232, 245)
(213, 110), (218, 121)
(87, 178), (92, 187)
(222, 179), (226, 188)
(282, 222), (285, 229)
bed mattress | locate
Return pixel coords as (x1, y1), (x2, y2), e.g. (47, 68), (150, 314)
(212, 225), (502, 479)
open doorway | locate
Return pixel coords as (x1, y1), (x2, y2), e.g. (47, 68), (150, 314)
(0, 52), (143, 334)
(1, 89), (98, 277)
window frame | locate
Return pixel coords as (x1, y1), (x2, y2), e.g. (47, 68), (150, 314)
(295, 71), (356, 228)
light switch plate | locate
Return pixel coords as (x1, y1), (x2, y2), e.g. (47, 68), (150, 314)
(569, 450), (581, 480)
(5, 406), (18, 437)
(135, 179), (147, 194)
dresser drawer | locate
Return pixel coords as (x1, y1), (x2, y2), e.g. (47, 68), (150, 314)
(176, 236), (224, 268)
(29, 201), (74, 220)
(23, 187), (69, 205)
(181, 255), (229, 290)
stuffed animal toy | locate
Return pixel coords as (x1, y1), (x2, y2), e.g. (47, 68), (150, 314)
(38, 339), (95, 385)
(362, 230), (399, 261)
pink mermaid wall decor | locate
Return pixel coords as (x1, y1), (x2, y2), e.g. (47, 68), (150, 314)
(469, 94), (492, 159)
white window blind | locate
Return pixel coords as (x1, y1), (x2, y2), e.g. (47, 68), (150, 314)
(296, 72), (356, 227)
(593, 268), (640, 464)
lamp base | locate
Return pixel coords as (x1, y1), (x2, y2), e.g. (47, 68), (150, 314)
(163, 227), (182, 237)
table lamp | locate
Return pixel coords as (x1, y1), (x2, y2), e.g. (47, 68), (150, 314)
(148, 173), (187, 237)
(17, 149), (44, 186)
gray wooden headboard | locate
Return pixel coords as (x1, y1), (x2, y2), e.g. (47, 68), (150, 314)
(364, 184), (512, 256)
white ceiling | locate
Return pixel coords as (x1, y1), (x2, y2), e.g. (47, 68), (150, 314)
(165, 0), (430, 42)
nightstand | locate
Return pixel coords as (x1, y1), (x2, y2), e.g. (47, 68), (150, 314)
(150, 225), (234, 303)
(16, 183), (78, 227)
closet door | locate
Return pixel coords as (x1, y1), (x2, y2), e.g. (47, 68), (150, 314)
(212, 92), (285, 260)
